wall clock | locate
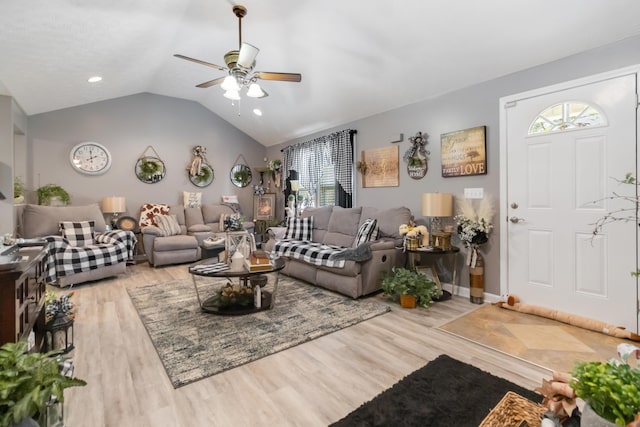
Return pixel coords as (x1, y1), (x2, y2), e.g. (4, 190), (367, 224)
(69, 141), (112, 175)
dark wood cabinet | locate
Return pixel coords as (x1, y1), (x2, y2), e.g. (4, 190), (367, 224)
(0, 244), (48, 351)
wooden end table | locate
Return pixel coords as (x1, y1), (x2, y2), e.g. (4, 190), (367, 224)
(406, 245), (460, 300)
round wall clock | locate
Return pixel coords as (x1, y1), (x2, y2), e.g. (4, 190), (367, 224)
(69, 142), (112, 175)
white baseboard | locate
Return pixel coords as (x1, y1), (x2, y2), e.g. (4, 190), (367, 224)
(442, 282), (501, 303)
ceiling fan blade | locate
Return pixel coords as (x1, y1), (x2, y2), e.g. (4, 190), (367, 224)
(196, 76), (226, 88)
(255, 72), (302, 82)
(174, 54), (226, 71)
(237, 43), (259, 68)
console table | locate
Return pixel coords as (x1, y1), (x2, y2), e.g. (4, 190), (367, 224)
(0, 243), (48, 351)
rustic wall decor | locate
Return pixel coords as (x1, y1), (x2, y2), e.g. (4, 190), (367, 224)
(403, 131), (429, 180)
(441, 126), (487, 177)
(360, 145), (399, 188)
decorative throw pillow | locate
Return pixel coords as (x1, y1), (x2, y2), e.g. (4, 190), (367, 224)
(154, 214), (182, 236)
(284, 216), (314, 241)
(221, 195), (239, 204)
(139, 203), (170, 228)
(353, 218), (378, 247)
(59, 221), (95, 247)
(183, 191), (202, 208)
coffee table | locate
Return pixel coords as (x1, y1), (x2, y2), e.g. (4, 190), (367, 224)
(189, 257), (285, 315)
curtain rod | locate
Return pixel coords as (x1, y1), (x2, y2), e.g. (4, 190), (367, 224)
(280, 129), (357, 152)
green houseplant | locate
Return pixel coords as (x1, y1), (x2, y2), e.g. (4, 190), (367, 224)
(36, 184), (70, 206)
(13, 178), (25, 204)
(0, 341), (86, 427)
(570, 344), (640, 426)
(381, 267), (442, 308)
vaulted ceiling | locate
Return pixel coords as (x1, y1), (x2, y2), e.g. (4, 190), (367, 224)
(1, 1), (640, 146)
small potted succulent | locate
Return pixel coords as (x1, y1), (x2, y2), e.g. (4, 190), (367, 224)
(381, 267), (442, 309)
(570, 343), (640, 426)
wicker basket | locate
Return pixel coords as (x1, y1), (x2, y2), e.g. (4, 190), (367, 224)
(479, 391), (546, 427)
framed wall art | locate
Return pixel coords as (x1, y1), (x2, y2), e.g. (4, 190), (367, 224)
(254, 193), (276, 221)
(440, 126), (487, 177)
(360, 145), (399, 188)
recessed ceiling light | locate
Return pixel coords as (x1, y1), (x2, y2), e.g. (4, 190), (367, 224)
(87, 76), (102, 83)
(253, 108), (262, 116)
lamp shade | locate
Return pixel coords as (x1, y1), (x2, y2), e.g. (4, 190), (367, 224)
(422, 193), (453, 217)
(290, 180), (300, 192)
(101, 196), (126, 214)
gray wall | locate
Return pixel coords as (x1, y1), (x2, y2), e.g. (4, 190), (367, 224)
(26, 93), (267, 219)
(267, 34), (640, 296)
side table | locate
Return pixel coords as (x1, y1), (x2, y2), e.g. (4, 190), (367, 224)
(407, 246), (460, 300)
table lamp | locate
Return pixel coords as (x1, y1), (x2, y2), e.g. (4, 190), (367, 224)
(422, 193), (453, 245)
(101, 196), (126, 227)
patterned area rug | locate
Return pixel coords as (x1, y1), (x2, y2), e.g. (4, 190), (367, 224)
(127, 276), (390, 388)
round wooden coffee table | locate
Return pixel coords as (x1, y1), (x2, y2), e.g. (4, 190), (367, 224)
(189, 257), (285, 315)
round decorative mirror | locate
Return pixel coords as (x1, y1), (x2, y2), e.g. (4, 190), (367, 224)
(189, 163), (215, 187)
(230, 164), (252, 188)
(135, 156), (166, 184)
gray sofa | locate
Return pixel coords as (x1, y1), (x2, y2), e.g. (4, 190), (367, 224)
(264, 206), (412, 298)
(15, 204), (131, 286)
(141, 204), (255, 267)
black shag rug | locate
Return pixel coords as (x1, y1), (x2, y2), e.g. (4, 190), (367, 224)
(330, 354), (542, 427)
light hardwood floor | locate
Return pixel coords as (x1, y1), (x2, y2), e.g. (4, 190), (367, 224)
(63, 263), (553, 427)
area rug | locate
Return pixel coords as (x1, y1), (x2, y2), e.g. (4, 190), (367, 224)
(127, 277), (390, 388)
(438, 304), (629, 373)
(330, 354), (542, 427)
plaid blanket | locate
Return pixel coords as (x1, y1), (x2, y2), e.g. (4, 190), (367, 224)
(44, 230), (136, 284)
(273, 240), (346, 268)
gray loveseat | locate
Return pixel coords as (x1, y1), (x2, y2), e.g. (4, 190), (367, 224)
(265, 206), (412, 298)
(15, 204), (134, 286)
(141, 203), (255, 267)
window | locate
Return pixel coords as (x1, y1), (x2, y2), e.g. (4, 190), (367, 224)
(528, 101), (607, 136)
(318, 165), (336, 207)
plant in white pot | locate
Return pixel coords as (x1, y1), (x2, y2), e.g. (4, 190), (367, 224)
(570, 343), (640, 426)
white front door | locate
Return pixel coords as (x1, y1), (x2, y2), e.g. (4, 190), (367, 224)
(501, 71), (638, 332)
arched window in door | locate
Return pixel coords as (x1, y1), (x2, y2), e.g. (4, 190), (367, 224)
(528, 101), (607, 135)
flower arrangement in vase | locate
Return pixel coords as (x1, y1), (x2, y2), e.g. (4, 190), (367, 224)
(45, 291), (76, 323)
(454, 197), (495, 266)
(399, 223), (429, 250)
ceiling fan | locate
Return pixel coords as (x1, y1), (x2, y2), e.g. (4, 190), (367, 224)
(174, 4), (302, 100)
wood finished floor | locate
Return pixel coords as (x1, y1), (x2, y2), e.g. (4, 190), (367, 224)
(63, 263), (554, 427)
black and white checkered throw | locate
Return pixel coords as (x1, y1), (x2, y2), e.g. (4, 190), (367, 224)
(44, 230), (137, 284)
(273, 239), (346, 268)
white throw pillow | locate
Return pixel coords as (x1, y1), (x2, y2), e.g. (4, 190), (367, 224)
(183, 191), (202, 208)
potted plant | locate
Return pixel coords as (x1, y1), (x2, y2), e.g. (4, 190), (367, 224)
(13, 177), (25, 204)
(0, 341), (86, 427)
(570, 343), (640, 426)
(36, 184), (70, 206)
(381, 267), (442, 308)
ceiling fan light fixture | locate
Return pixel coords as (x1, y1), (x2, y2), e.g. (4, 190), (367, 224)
(223, 90), (241, 101)
(246, 82), (266, 98)
(221, 75), (240, 92)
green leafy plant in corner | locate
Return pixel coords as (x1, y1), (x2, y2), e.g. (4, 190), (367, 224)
(381, 267), (442, 308)
(13, 177), (24, 199)
(571, 356), (640, 425)
(36, 184), (70, 206)
(0, 341), (86, 427)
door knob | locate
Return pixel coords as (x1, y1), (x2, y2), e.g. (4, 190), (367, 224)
(511, 202), (519, 209)
(509, 216), (525, 223)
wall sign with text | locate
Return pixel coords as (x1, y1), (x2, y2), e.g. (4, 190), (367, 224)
(440, 126), (487, 177)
